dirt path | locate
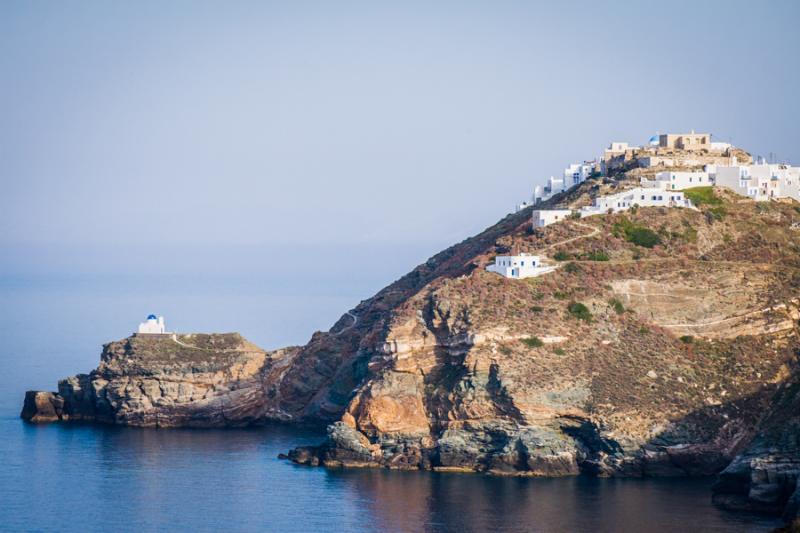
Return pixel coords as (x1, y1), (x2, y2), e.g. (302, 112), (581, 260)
(539, 221), (601, 253)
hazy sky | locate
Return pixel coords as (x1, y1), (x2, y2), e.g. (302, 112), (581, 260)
(3, 0), (799, 250)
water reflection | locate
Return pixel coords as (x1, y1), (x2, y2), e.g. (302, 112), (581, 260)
(327, 467), (779, 533)
(0, 421), (783, 533)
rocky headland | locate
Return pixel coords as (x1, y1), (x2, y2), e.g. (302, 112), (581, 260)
(23, 164), (800, 524)
(21, 333), (300, 427)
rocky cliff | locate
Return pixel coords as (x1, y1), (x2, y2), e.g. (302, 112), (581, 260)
(21, 333), (300, 427)
(22, 177), (800, 522)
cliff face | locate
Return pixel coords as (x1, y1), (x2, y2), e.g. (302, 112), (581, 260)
(281, 185), (800, 520)
(22, 333), (300, 428)
(21, 179), (800, 520)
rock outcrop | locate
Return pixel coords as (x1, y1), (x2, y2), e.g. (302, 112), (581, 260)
(22, 333), (300, 428)
(713, 374), (800, 522)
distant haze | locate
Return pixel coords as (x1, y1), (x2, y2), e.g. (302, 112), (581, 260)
(2, 0), (799, 255)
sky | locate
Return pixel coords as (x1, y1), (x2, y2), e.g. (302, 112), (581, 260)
(2, 0), (799, 260)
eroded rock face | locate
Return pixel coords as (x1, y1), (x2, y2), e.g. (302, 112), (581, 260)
(277, 191), (800, 525)
(20, 391), (65, 423)
(713, 378), (800, 520)
(21, 333), (300, 428)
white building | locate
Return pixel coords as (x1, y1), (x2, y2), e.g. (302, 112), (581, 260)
(563, 162), (594, 186)
(580, 187), (694, 217)
(486, 253), (556, 279)
(534, 161), (596, 204)
(515, 200), (534, 213)
(645, 171), (713, 190)
(137, 314), (168, 334)
(532, 209), (573, 228)
(533, 175), (566, 204)
(715, 164), (800, 201)
(711, 141), (732, 152)
(604, 142), (638, 159)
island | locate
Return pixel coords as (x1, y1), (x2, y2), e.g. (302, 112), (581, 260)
(23, 133), (800, 527)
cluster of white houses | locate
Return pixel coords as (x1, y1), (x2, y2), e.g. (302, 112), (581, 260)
(493, 132), (800, 279)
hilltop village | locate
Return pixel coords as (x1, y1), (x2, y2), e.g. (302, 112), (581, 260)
(491, 131), (800, 279)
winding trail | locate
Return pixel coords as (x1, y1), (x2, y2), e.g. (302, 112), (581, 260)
(539, 220), (601, 253)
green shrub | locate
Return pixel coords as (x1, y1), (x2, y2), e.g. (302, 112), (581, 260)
(530, 305), (544, 313)
(569, 211), (581, 220)
(567, 302), (592, 322)
(613, 217), (661, 248)
(638, 326), (649, 334)
(584, 250), (610, 261)
(609, 298), (625, 315)
(679, 335), (694, 344)
(498, 345), (512, 355)
(627, 226), (660, 248)
(553, 291), (568, 300)
(521, 336), (544, 348)
(553, 347), (566, 356)
(565, 262), (581, 274)
(708, 206), (727, 221)
(684, 186), (722, 206)
(553, 251), (571, 261)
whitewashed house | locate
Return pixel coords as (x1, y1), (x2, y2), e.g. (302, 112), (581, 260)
(711, 141), (732, 152)
(534, 161), (596, 204)
(532, 209), (573, 228)
(533, 175), (566, 204)
(563, 162), (594, 186)
(580, 187), (694, 217)
(486, 254), (556, 279)
(137, 314), (168, 335)
(644, 171), (713, 190)
(515, 200), (534, 213)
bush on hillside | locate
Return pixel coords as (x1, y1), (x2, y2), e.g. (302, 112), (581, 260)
(612, 217), (661, 249)
(521, 336), (544, 348)
(567, 302), (592, 322)
(584, 250), (610, 261)
(609, 298), (625, 314)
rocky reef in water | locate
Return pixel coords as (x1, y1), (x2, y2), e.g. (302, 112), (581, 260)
(22, 176), (800, 523)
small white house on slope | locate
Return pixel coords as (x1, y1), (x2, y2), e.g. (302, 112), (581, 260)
(532, 209), (573, 228)
(647, 171), (713, 190)
(580, 187), (694, 217)
(486, 254), (556, 279)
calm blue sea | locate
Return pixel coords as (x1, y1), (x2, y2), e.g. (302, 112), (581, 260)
(0, 244), (783, 532)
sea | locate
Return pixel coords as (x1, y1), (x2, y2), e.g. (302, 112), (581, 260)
(0, 243), (783, 532)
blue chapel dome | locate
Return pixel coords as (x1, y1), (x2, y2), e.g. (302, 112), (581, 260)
(648, 135), (659, 146)
(147, 314), (157, 320)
